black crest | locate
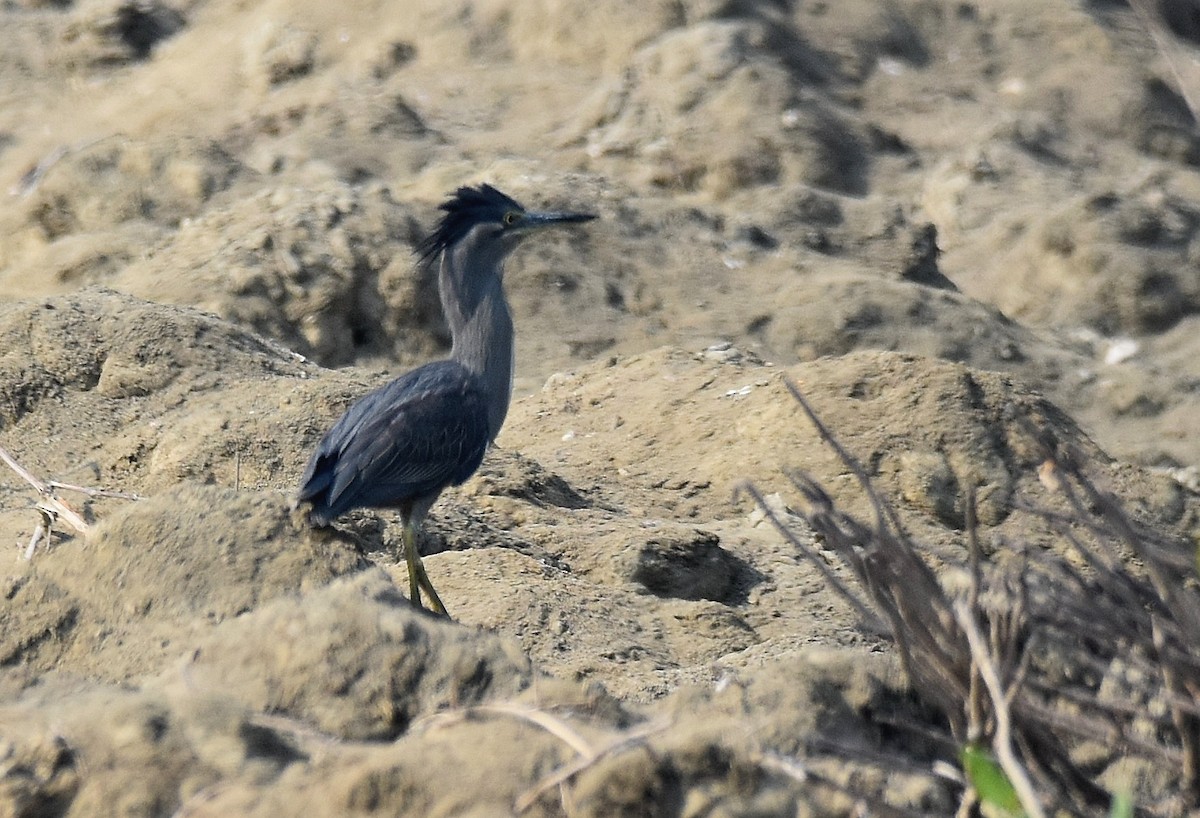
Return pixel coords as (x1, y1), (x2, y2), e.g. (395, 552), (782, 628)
(417, 184), (524, 265)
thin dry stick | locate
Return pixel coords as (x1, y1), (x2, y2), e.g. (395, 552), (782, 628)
(415, 701), (598, 758)
(515, 717), (670, 813)
(1018, 695), (1183, 764)
(753, 749), (808, 782)
(1129, 0), (1200, 122)
(1045, 450), (1200, 637)
(955, 790), (979, 818)
(414, 700), (617, 815)
(468, 702), (597, 758)
(963, 486), (987, 748)
(9, 135), (112, 197)
(169, 782), (244, 818)
(24, 507), (53, 560)
(953, 599), (1046, 818)
(0, 445), (90, 535)
(754, 749), (936, 818)
(781, 376), (906, 538)
(47, 480), (141, 501)
(1153, 616), (1200, 797)
(807, 732), (956, 781)
(739, 480), (882, 630)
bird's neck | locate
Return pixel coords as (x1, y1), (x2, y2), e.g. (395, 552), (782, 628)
(443, 267), (514, 440)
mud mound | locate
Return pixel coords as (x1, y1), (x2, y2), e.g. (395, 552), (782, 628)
(505, 346), (1196, 564)
(0, 290), (331, 513)
(574, 19), (866, 196)
(110, 183), (435, 368)
(757, 271), (1079, 377)
(0, 288), (306, 417)
(2, 485), (365, 683)
(0, 572), (540, 816)
(22, 136), (242, 242)
(956, 183), (1200, 337)
(152, 571), (534, 740)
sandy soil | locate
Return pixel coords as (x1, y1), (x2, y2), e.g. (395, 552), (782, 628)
(2, 0), (1200, 815)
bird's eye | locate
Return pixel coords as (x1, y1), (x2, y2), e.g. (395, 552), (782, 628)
(502, 211), (520, 226)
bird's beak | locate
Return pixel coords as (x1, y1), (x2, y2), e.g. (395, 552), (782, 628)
(519, 210), (598, 229)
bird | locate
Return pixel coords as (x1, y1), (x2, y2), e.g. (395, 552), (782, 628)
(295, 183), (596, 617)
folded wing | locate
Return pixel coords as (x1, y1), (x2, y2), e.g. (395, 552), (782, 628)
(298, 360), (491, 525)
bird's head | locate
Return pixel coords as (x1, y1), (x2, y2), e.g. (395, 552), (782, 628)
(417, 183), (596, 272)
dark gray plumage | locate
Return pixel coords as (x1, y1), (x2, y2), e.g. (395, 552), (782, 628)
(296, 183), (596, 617)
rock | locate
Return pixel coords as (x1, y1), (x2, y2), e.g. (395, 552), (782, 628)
(627, 527), (737, 602)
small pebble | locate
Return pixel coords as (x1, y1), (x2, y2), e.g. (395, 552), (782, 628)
(1104, 338), (1139, 366)
(704, 342), (743, 364)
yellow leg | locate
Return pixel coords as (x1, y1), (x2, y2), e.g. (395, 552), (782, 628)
(402, 521), (421, 608)
(402, 520), (450, 618)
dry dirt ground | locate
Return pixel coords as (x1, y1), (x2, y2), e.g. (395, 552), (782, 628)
(2, 0), (1200, 816)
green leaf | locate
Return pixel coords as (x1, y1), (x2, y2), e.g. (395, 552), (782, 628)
(1108, 790), (1133, 818)
(960, 744), (1024, 816)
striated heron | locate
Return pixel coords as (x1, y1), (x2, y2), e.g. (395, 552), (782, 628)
(296, 184), (596, 617)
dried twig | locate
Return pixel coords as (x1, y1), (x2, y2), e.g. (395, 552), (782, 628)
(1128, 0), (1200, 123)
(0, 446), (144, 558)
(9, 135), (112, 197)
(954, 599), (1046, 818)
(413, 700), (670, 814)
(24, 507), (54, 560)
(749, 380), (1200, 813)
(0, 445), (91, 546)
(737, 479), (883, 630)
(753, 750), (936, 818)
(514, 717), (669, 813)
(415, 701), (605, 759)
(1154, 616), (1200, 798)
(46, 480), (141, 501)
(781, 377), (907, 539)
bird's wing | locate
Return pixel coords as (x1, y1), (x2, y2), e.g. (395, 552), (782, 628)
(298, 361), (491, 521)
